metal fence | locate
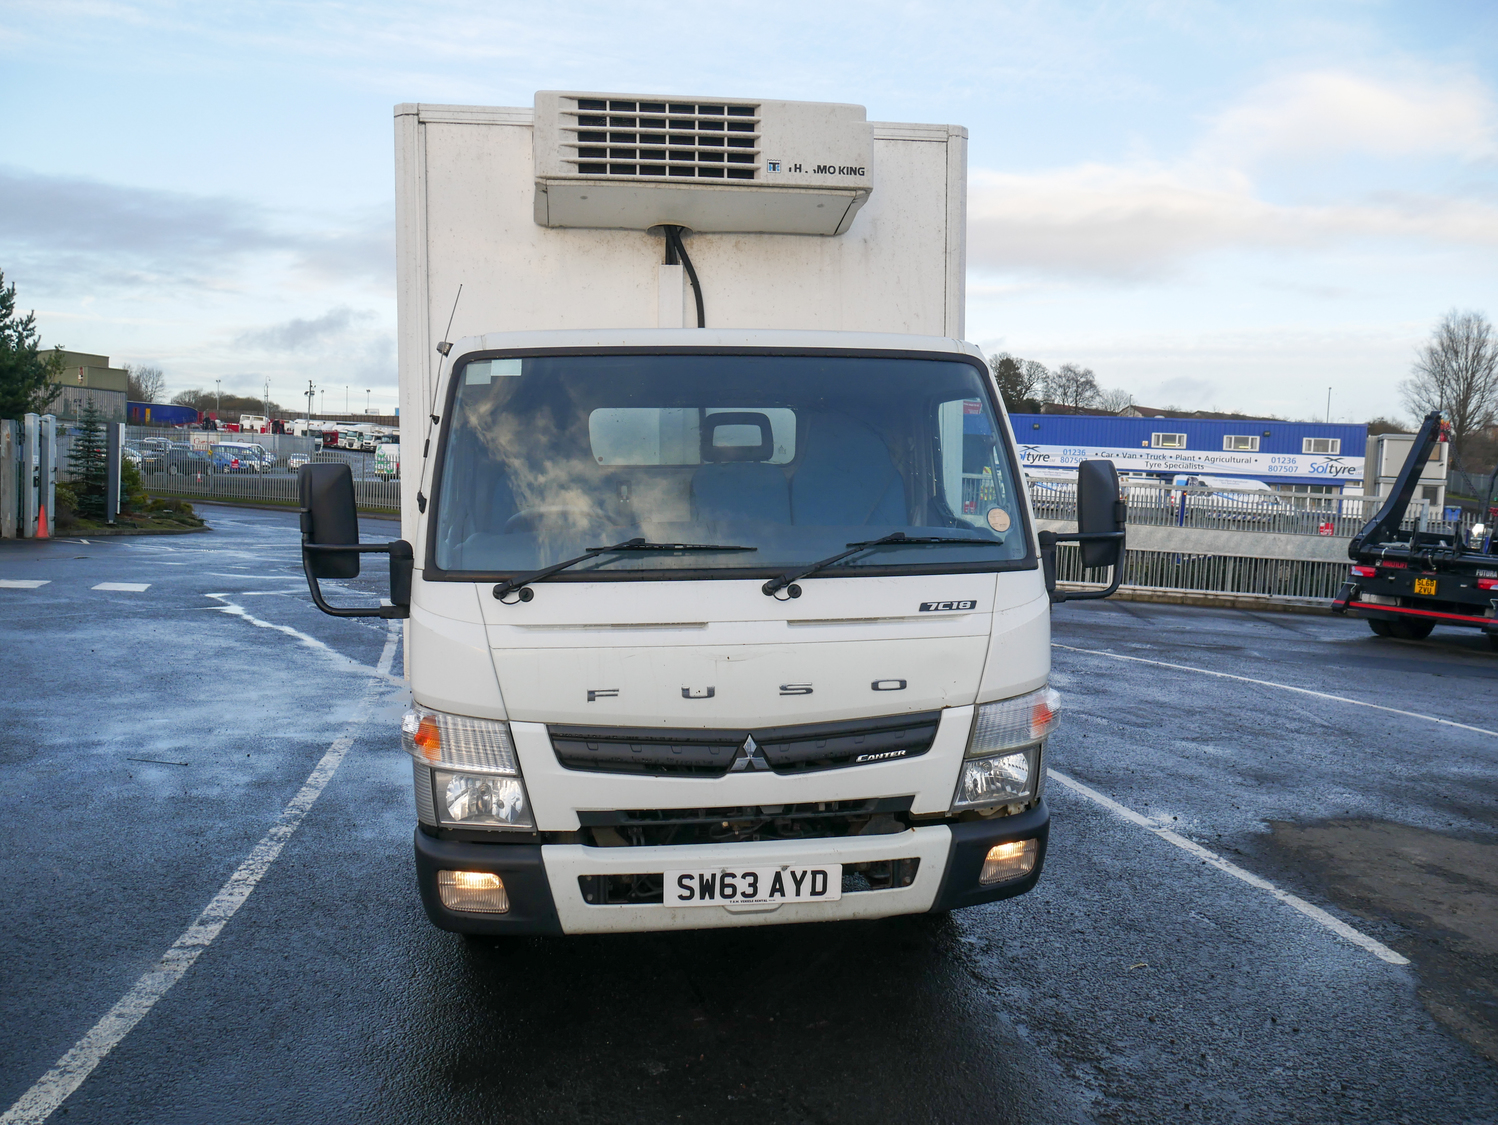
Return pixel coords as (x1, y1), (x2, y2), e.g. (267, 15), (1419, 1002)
(1027, 477), (1475, 540)
(1055, 544), (1348, 601)
(1449, 470), (1496, 502)
(126, 426), (400, 512)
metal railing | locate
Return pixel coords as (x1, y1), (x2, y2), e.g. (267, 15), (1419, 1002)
(1055, 544), (1348, 601)
(128, 426), (400, 513)
(1027, 477), (1476, 540)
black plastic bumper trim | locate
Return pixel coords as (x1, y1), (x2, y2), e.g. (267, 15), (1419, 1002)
(413, 828), (563, 935)
(929, 800), (1050, 912)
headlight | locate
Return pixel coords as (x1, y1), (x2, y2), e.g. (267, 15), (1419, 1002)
(435, 770), (533, 829)
(951, 688), (1059, 812)
(403, 708), (532, 829)
(952, 745), (1043, 809)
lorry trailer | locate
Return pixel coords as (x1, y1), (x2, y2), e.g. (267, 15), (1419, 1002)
(293, 91), (1126, 935)
(1332, 409), (1498, 647)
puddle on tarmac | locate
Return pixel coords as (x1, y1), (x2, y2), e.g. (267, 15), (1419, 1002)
(1269, 819), (1498, 1062)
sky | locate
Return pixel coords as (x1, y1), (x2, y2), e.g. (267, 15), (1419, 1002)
(4, 1), (1498, 422)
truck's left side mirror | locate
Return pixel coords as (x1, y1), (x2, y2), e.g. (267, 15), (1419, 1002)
(1036, 458), (1126, 603)
(1077, 459), (1125, 571)
(301, 462), (361, 579)
(298, 462), (413, 619)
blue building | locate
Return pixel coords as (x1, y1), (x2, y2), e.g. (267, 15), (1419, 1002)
(1009, 413), (1368, 503)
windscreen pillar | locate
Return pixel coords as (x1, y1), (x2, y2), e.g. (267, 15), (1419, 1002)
(657, 264), (686, 328)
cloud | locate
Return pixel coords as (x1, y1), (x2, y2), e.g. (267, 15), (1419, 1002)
(1202, 70), (1498, 165)
(0, 166), (391, 292)
(234, 307), (377, 351)
(966, 69), (1498, 280)
(969, 165), (1498, 277)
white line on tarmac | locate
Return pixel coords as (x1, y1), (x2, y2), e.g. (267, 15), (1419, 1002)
(0, 580), (50, 589)
(0, 624), (401, 1125)
(1054, 643), (1498, 738)
(1047, 768), (1410, 966)
(204, 594), (404, 686)
(92, 582), (151, 592)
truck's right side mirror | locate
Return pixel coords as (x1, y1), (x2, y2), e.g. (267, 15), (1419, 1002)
(1076, 459), (1125, 570)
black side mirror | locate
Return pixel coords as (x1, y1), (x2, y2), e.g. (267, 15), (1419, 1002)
(298, 462), (413, 619)
(1036, 458), (1126, 603)
(301, 462), (361, 579)
(1077, 459), (1126, 570)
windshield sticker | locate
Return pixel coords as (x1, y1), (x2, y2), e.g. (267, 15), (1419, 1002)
(465, 359), (523, 384)
(987, 508), (1011, 532)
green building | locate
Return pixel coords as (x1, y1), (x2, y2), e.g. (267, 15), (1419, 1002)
(47, 351), (128, 422)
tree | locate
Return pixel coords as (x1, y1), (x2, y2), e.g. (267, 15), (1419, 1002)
(0, 269), (64, 419)
(1365, 416), (1410, 436)
(1400, 310), (1498, 471)
(1047, 363), (1101, 411)
(67, 398), (109, 519)
(124, 363), (165, 403)
(1097, 387), (1133, 413)
(171, 387), (286, 418)
(989, 353), (1047, 413)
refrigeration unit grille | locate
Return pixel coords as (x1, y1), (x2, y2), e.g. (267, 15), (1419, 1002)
(563, 96), (761, 181)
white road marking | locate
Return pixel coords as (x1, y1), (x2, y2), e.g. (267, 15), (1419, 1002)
(0, 580), (50, 589)
(1054, 643), (1498, 738)
(0, 624), (401, 1125)
(204, 594), (404, 686)
(92, 582), (151, 592)
(1047, 768), (1410, 966)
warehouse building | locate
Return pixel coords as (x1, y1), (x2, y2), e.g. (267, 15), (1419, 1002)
(46, 351), (128, 423)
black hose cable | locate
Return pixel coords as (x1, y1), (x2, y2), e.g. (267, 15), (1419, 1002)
(664, 225), (705, 327)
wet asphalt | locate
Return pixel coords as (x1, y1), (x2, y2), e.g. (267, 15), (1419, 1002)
(2, 504), (1496, 1124)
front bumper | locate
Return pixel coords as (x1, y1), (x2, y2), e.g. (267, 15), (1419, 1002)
(413, 800), (1049, 935)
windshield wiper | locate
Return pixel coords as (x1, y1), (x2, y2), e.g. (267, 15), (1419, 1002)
(761, 531), (1001, 598)
(494, 538), (756, 602)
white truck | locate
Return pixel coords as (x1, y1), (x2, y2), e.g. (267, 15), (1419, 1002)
(295, 91), (1124, 936)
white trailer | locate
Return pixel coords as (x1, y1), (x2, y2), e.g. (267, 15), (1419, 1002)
(294, 91), (1124, 935)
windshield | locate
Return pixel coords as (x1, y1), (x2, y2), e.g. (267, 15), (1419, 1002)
(431, 352), (1030, 578)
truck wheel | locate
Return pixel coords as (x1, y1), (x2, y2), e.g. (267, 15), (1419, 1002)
(1367, 619), (1393, 637)
(1388, 619), (1434, 640)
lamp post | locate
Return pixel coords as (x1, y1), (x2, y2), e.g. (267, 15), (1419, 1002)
(214, 378), (221, 422)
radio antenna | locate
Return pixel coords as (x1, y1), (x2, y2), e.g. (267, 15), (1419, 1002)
(419, 285), (464, 490)
(435, 284), (463, 359)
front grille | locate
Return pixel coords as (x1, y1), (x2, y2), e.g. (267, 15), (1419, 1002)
(550, 711), (941, 778)
(578, 797), (912, 847)
(563, 96), (760, 181)
(578, 858), (921, 905)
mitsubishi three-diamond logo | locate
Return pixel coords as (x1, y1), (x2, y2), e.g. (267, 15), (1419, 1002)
(729, 735), (771, 772)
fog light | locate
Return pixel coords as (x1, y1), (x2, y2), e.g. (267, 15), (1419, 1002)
(980, 839), (1037, 885)
(438, 870), (510, 913)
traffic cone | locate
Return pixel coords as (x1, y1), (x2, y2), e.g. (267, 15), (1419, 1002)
(36, 503), (48, 539)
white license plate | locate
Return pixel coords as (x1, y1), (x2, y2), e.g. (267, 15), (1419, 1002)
(665, 865), (843, 907)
